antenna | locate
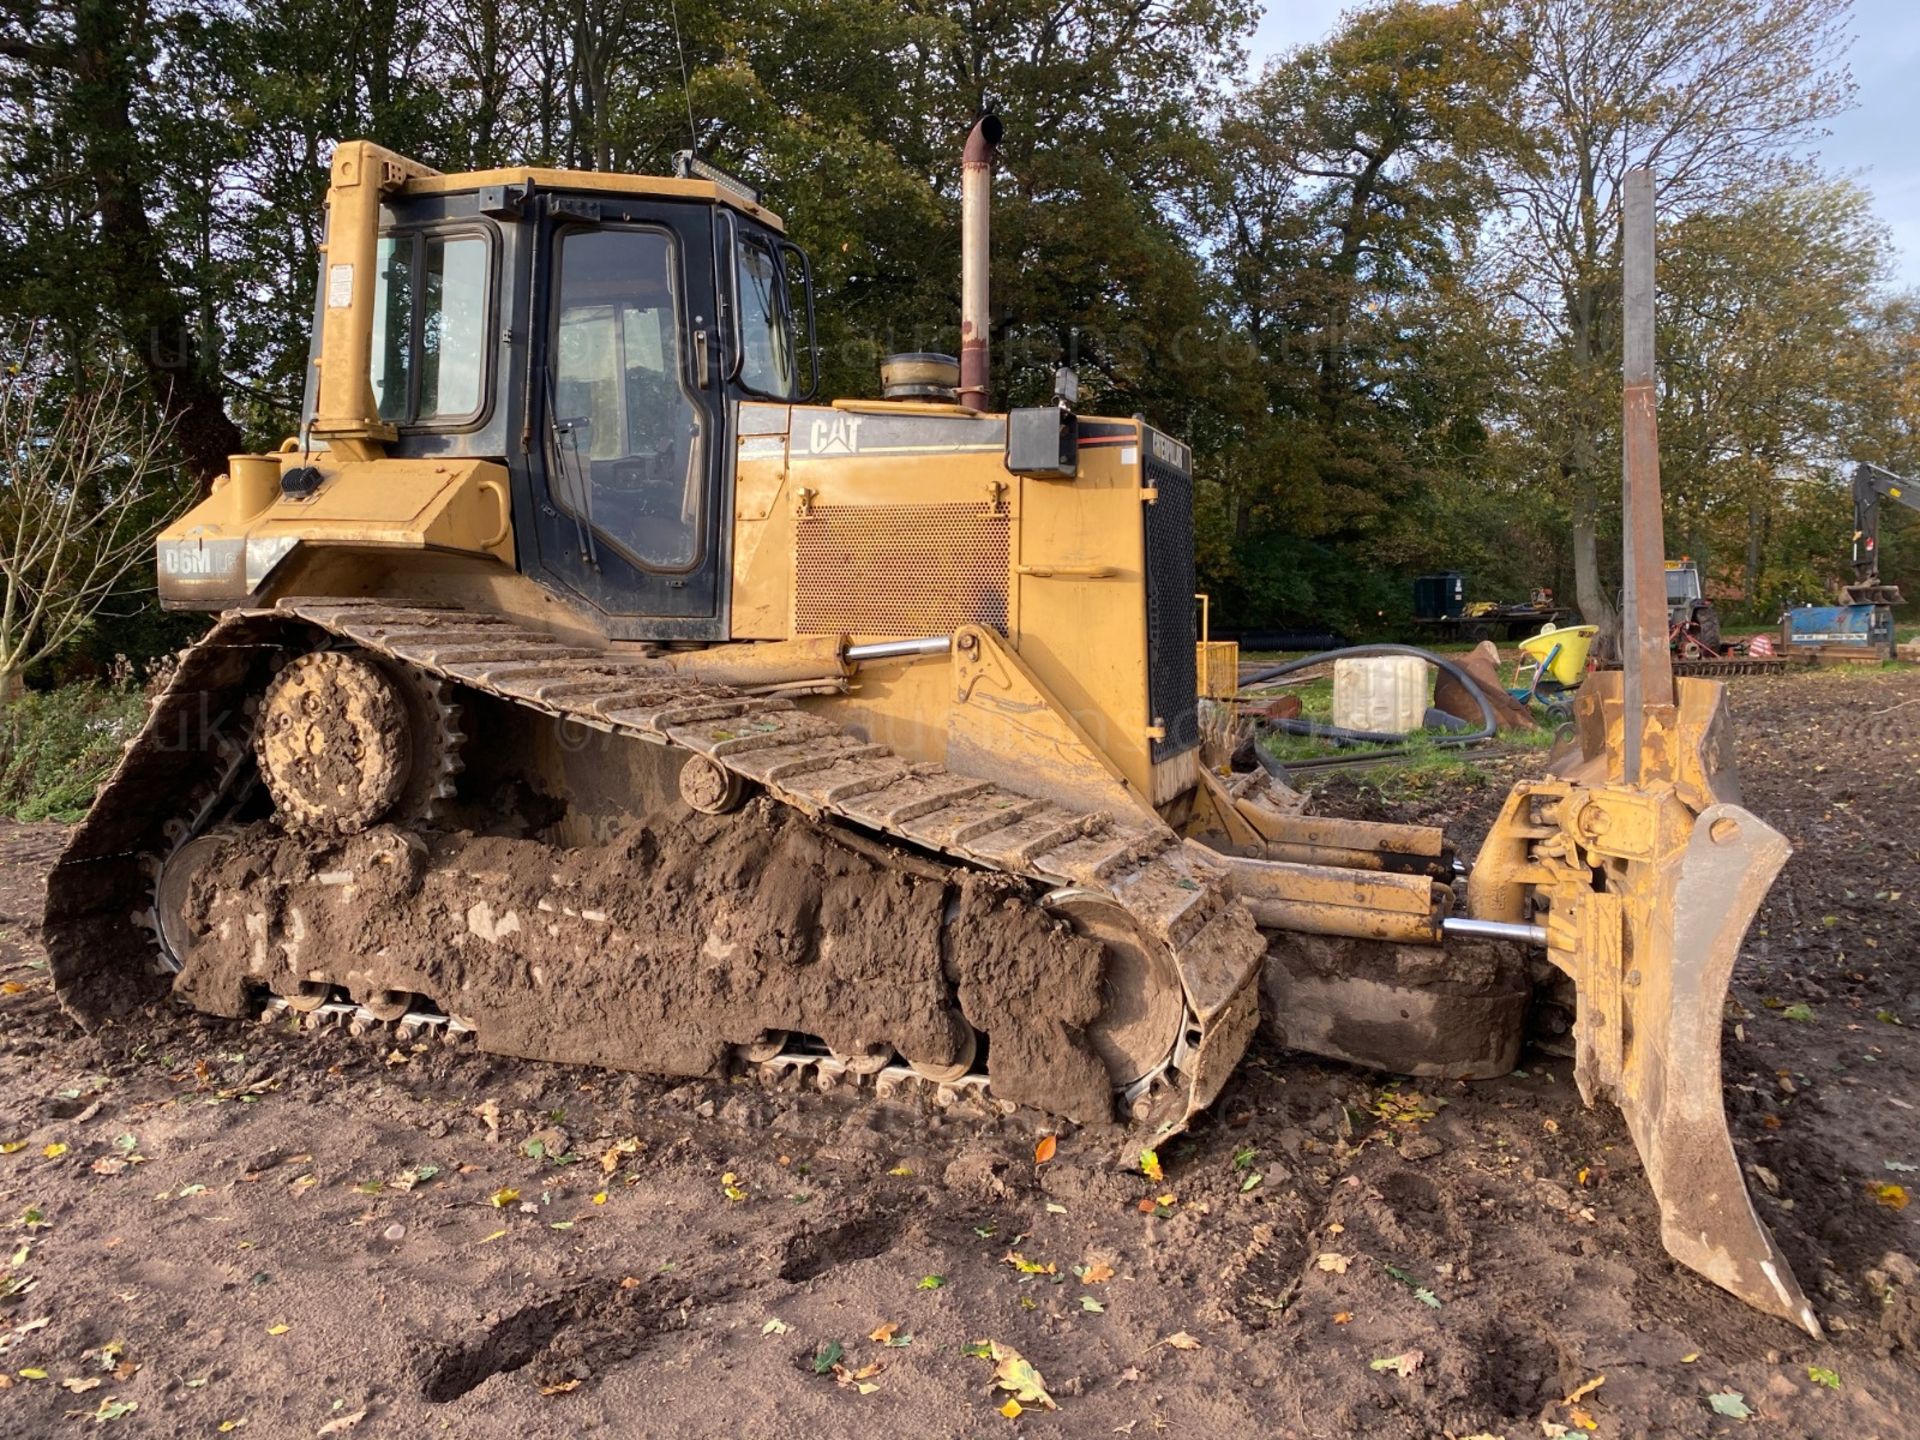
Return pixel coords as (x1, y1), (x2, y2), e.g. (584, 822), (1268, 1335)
(668, 0), (697, 150)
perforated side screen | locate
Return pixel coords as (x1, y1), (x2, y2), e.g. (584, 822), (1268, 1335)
(1142, 443), (1199, 763)
(795, 503), (1010, 636)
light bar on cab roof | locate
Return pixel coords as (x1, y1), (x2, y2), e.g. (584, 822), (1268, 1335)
(671, 151), (762, 206)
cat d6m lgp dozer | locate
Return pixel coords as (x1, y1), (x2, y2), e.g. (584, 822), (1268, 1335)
(45, 138), (1814, 1332)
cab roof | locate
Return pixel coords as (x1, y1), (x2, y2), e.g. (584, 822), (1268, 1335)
(400, 166), (786, 233)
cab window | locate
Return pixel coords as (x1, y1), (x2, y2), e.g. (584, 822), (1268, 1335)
(733, 233), (796, 397)
(549, 227), (706, 572)
(370, 231), (490, 425)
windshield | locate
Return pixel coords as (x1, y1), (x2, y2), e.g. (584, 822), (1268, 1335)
(1665, 568), (1701, 604)
(734, 233), (796, 396)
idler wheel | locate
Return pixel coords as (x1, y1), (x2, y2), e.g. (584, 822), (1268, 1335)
(679, 755), (748, 815)
(1047, 889), (1186, 1088)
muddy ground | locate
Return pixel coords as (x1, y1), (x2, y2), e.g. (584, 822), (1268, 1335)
(2, 667), (1919, 1438)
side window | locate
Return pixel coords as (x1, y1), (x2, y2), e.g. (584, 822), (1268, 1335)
(369, 231), (491, 427)
(734, 234), (795, 397)
(549, 227), (706, 572)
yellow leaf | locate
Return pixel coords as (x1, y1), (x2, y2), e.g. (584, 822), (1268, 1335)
(989, 1341), (1057, 1410)
(1680, 1352), (1700, 1364)
(1162, 1331), (1201, 1350)
(1874, 1182), (1910, 1210)
(1333, 1312), (1353, 1325)
(1563, 1375), (1606, 1405)
(538, 1379), (581, 1396)
(856, 1382), (879, 1395)
(591, 1191), (608, 1205)
(1155, 1193), (1176, 1207)
(18, 1367), (47, 1380)
(1002, 1251), (1056, 1275)
(478, 1229), (508, 1244)
(0, 1141), (24, 1154)
(1034, 1135), (1057, 1165)
(266, 1324), (290, 1336)
(489, 1187), (519, 1208)
(869, 1322), (899, 1344)
(1569, 1406), (1598, 1430)
(999, 1399), (1023, 1419)
(0, 981), (24, 994)
(1140, 1149), (1163, 1182)
(42, 1143), (67, 1159)
(888, 1165), (913, 1176)
(218, 1421), (247, 1433)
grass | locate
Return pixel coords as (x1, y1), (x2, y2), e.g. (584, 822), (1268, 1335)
(1241, 657), (1560, 788)
(0, 683), (148, 822)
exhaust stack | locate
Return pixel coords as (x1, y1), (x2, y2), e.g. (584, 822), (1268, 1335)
(959, 115), (1003, 412)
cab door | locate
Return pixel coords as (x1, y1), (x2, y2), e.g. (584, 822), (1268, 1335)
(524, 201), (727, 639)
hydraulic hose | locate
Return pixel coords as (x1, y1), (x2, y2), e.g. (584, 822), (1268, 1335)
(1238, 643), (1500, 752)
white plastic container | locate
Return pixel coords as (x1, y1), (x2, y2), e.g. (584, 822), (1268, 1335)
(1331, 656), (1430, 736)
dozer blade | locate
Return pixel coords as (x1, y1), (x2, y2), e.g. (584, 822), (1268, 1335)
(1470, 672), (1817, 1335)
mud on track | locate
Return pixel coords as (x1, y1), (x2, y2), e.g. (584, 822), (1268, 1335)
(2, 668), (1919, 1437)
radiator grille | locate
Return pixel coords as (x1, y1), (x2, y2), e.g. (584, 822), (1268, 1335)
(1142, 440), (1199, 763)
(795, 503), (1010, 636)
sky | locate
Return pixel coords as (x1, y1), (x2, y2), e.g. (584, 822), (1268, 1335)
(1247, 0), (1920, 292)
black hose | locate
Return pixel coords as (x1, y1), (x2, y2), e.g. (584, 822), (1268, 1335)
(1239, 643), (1500, 749)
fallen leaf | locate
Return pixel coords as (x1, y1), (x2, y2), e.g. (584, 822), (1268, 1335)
(1563, 1375), (1605, 1405)
(962, 1341), (993, 1359)
(489, 1187), (520, 1209)
(1333, 1312), (1353, 1325)
(1708, 1391), (1751, 1419)
(887, 1165), (913, 1177)
(1874, 1183), (1910, 1211)
(1679, 1352), (1700, 1363)
(95, 1399), (137, 1422)
(538, 1379), (580, 1396)
(1044, 1202), (1067, 1214)
(1002, 1251), (1055, 1276)
(868, 1322), (900, 1344)
(1316, 1252), (1352, 1274)
(41, 1143), (66, 1159)
(1368, 1349), (1424, 1378)
(1079, 1296), (1104, 1314)
(721, 1172), (747, 1202)
(1000, 1399), (1023, 1419)
(1034, 1135), (1057, 1165)
(0, 981), (24, 994)
(1568, 1406), (1598, 1430)
(18, 1367), (47, 1379)
(1075, 1260), (1115, 1285)
(317, 1410), (368, 1434)
(1161, 1331), (1201, 1351)
(591, 1191), (607, 1205)
(60, 1377), (102, 1393)
(478, 1229), (508, 1244)
(266, 1324), (290, 1336)
(1140, 1149), (1163, 1182)
(1240, 1172), (1263, 1192)
(990, 1341), (1057, 1409)
(0, 1141), (23, 1154)
(762, 1318), (792, 1336)
(1807, 1365), (1840, 1390)
(916, 1274), (945, 1290)
(812, 1340), (845, 1375)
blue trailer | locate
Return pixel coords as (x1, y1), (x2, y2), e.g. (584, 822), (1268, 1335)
(1783, 602), (1895, 662)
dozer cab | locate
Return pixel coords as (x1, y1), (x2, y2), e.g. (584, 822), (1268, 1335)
(46, 136), (1816, 1333)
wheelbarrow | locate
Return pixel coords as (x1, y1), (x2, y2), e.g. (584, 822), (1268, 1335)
(1511, 623), (1598, 722)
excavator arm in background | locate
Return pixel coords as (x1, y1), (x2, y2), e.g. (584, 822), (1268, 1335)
(1849, 461), (1920, 597)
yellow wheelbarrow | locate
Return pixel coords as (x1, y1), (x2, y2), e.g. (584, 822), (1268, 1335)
(1512, 623), (1597, 721)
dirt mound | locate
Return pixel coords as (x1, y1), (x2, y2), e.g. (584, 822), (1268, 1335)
(167, 800), (1117, 1123)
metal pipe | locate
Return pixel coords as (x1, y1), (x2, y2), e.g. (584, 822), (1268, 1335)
(1620, 166), (1674, 783)
(1442, 916), (1547, 947)
(958, 115), (1003, 412)
(845, 636), (953, 662)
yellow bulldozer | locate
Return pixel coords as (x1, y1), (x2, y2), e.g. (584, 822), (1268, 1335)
(44, 133), (1815, 1333)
